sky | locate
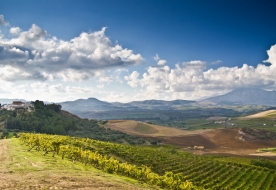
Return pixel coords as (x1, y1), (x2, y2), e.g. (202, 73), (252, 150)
(0, 0), (276, 103)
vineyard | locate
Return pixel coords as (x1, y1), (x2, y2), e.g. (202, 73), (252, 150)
(19, 133), (276, 189)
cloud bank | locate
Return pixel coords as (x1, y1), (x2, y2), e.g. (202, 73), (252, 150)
(125, 49), (276, 100)
(0, 24), (143, 82)
(1, 15), (276, 102)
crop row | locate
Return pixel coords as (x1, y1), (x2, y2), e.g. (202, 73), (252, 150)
(18, 133), (196, 190)
(19, 133), (276, 189)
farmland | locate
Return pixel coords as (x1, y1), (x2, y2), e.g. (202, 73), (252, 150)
(15, 133), (276, 189)
(105, 120), (210, 137)
(0, 138), (157, 190)
(2, 106), (276, 189)
(105, 119), (276, 159)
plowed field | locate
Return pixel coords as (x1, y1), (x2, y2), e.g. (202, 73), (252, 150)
(106, 120), (276, 157)
(105, 120), (210, 137)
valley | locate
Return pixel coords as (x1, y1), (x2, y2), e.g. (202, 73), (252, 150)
(1, 93), (276, 189)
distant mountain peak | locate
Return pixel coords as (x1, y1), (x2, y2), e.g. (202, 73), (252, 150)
(202, 88), (276, 106)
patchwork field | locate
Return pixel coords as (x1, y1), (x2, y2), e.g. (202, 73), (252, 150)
(105, 120), (276, 158)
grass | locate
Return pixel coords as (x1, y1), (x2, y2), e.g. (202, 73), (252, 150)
(0, 138), (158, 190)
(184, 118), (223, 130)
(232, 118), (276, 131)
(134, 123), (158, 134)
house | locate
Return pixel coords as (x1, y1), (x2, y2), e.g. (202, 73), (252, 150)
(12, 101), (24, 105)
(1, 101), (33, 111)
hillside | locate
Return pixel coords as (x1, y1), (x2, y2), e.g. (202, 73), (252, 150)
(15, 133), (276, 189)
(61, 98), (119, 112)
(0, 101), (145, 144)
(202, 88), (276, 106)
(242, 110), (276, 119)
(105, 120), (209, 137)
(0, 138), (155, 190)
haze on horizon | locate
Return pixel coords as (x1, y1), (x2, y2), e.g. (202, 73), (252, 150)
(1, 0), (276, 103)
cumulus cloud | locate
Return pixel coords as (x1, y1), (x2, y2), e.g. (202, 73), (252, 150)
(157, 60), (167, 66)
(9, 27), (21, 35)
(264, 44), (276, 65)
(124, 71), (140, 87)
(0, 65), (42, 81)
(125, 56), (276, 99)
(0, 15), (8, 26)
(0, 22), (143, 82)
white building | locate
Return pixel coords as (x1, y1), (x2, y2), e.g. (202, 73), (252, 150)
(1, 101), (33, 111)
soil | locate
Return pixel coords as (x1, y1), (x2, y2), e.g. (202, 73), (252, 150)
(106, 120), (276, 158)
(105, 120), (212, 137)
(154, 135), (217, 149)
(186, 128), (276, 158)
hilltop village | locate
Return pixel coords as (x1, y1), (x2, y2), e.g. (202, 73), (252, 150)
(0, 101), (33, 111)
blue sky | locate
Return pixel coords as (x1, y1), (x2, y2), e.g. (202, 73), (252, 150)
(0, 0), (276, 102)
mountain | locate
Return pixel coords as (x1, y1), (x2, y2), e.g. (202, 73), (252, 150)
(112, 99), (195, 109)
(202, 88), (276, 106)
(59, 98), (196, 114)
(60, 98), (119, 113)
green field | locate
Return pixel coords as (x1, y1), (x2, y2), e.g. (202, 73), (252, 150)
(18, 133), (276, 189)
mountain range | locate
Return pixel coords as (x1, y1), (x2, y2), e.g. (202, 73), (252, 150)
(1, 88), (275, 114)
(201, 88), (276, 106)
(60, 98), (196, 113)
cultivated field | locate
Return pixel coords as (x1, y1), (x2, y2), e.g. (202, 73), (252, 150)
(105, 120), (276, 158)
(17, 133), (276, 189)
(0, 139), (156, 190)
(105, 120), (210, 137)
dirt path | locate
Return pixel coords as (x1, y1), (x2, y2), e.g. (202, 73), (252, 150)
(0, 139), (155, 190)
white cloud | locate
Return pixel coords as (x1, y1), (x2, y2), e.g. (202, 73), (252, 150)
(10, 27), (21, 35)
(157, 59), (167, 66)
(125, 56), (276, 100)
(0, 15), (8, 26)
(264, 44), (276, 65)
(0, 65), (36, 81)
(153, 54), (160, 61)
(211, 60), (222, 65)
(0, 23), (143, 82)
(153, 53), (167, 66)
(124, 71), (140, 87)
(97, 84), (104, 89)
